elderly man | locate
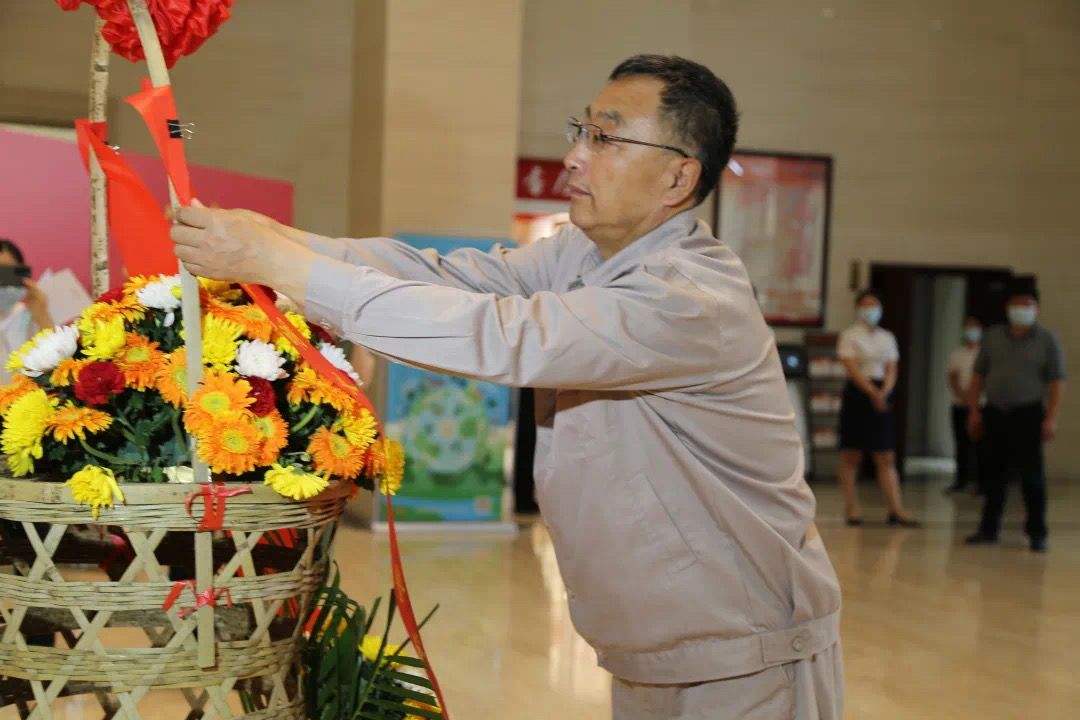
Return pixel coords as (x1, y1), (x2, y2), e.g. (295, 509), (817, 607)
(173, 55), (843, 719)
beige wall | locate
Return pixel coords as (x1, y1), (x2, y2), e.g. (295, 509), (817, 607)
(0, 0), (357, 237)
(519, 0), (1080, 474)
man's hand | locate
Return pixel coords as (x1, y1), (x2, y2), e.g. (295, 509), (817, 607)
(1042, 416), (1057, 443)
(170, 204), (316, 302)
(967, 408), (984, 440)
(23, 278), (54, 329)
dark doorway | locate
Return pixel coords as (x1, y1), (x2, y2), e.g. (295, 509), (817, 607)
(513, 388), (540, 514)
(868, 264), (1016, 478)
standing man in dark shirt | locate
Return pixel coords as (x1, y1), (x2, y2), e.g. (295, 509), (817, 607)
(966, 281), (1067, 552)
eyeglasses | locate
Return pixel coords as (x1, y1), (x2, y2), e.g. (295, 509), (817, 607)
(566, 117), (690, 158)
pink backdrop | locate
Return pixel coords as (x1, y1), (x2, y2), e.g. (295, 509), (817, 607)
(0, 128), (293, 293)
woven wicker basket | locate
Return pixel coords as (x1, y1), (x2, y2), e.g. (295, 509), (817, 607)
(0, 474), (351, 719)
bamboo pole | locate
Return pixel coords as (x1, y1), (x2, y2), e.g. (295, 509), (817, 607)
(123, 0), (215, 671)
(88, 17), (110, 298)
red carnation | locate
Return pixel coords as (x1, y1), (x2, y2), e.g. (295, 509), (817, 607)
(74, 362), (126, 405)
(96, 287), (126, 305)
(311, 324), (335, 345)
(55, 0), (234, 69)
(247, 377), (277, 416)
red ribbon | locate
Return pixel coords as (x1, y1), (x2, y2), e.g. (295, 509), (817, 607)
(163, 579), (233, 618)
(98, 532), (134, 573)
(126, 79), (193, 206)
(184, 481), (252, 532)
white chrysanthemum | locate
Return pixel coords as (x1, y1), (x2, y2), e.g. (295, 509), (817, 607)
(163, 466), (195, 484)
(16, 325), (79, 377)
(318, 342), (362, 385)
(135, 274), (182, 326)
(235, 340), (288, 381)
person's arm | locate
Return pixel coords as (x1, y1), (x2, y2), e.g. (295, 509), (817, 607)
(23, 279), (54, 330)
(948, 368), (965, 402)
(839, 357), (880, 399)
(300, 255), (727, 392)
(882, 361), (898, 398)
(967, 373), (985, 439)
(1043, 381), (1065, 441)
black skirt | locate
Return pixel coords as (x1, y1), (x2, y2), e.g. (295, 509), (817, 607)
(839, 379), (896, 452)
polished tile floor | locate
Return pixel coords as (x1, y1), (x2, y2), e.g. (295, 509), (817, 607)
(5, 475), (1078, 719)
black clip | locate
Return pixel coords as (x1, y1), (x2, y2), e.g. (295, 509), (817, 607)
(167, 119), (195, 140)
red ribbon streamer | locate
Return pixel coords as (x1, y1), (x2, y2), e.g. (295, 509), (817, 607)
(104, 81), (449, 719)
(74, 118), (179, 278)
(98, 532), (134, 573)
(184, 481), (252, 532)
(163, 579), (233, 618)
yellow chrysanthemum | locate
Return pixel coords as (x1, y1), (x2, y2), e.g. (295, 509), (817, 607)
(0, 375), (38, 416)
(274, 312), (313, 360)
(198, 277), (244, 302)
(50, 358), (89, 387)
(197, 417), (263, 475)
(79, 315), (127, 361)
(156, 349), (189, 408)
(365, 439), (405, 495)
(66, 465), (125, 519)
(207, 299), (273, 343)
(336, 408), (377, 451)
(200, 314), (244, 370)
(287, 366), (355, 413)
(184, 369), (254, 435)
(47, 402), (113, 444)
(264, 463), (328, 500)
(122, 275), (154, 297)
(115, 334), (166, 391)
(359, 635), (407, 666)
(308, 426), (366, 479)
(254, 410), (289, 466)
(1, 388), (57, 477)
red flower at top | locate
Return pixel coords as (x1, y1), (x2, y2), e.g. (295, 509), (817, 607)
(311, 324), (335, 345)
(56, 0), (234, 69)
(96, 287), (126, 305)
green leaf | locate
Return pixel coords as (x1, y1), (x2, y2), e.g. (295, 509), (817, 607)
(388, 656), (429, 669)
(382, 670), (433, 690)
(365, 697), (441, 718)
(372, 682), (438, 705)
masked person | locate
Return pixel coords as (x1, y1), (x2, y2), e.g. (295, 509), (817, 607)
(835, 290), (920, 527)
(966, 282), (1066, 553)
(946, 316), (984, 494)
(0, 239), (54, 385)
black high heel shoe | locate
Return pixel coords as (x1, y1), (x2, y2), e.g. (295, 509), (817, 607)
(887, 513), (921, 528)
(845, 516), (863, 527)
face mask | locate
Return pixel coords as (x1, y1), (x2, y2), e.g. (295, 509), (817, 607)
(963, 327), (982, 344)
(1007, 305), (1037, 328)
(858, 306), (882, 326)
(0, 286), (26, 316)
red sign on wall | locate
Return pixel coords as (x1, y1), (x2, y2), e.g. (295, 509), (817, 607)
(516, 157), (571, 202)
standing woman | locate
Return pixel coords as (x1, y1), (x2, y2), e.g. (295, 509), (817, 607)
(836, 290), (920, 527)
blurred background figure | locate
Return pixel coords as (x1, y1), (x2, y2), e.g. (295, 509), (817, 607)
(946, 316), (984, 494)
(966, 282), (1067, 553)
(836, 290), (920, 527)
(0, 238), (54, 385)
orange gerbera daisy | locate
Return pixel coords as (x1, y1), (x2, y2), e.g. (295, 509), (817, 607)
(50, 358), (89, 387)
(207, 300), (273, 343)
(0, 375), (38, 415)
(82, 295), (145, 325)
(253, 409), (289, 466)
(122, 275), (154, 297)
(365, 439), (405, 495)
(308, 426), (365, 479)
(184, 369), (255, 435)
(196, 417), (263, 475)
(198, 278), (244, 302)
(287, 366), (356, 413)
(157, 349), (189, 408)
(46, 402), (113, 443)
(115, 334), (165, 391)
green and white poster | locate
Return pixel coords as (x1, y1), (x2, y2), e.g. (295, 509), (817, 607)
(377, 235), (516, 526)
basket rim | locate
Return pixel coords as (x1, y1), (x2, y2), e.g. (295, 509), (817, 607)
(0, 474), (352, 506)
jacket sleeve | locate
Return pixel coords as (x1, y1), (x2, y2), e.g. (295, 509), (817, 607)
(305, 230), (565, 297)
(303, 254), (724, 392)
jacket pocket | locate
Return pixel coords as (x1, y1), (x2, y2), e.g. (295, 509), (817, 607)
(627, 473), (699, 576)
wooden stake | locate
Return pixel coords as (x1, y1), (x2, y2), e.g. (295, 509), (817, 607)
(124, 0), (214, 670)
(88, 17), (110, 299)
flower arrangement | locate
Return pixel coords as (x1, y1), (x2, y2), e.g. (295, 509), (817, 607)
(0, 273), (402, 516)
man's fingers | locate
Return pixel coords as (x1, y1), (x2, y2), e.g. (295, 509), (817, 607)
(175, 205), (215, 229)
(170, 224), (206, 248)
